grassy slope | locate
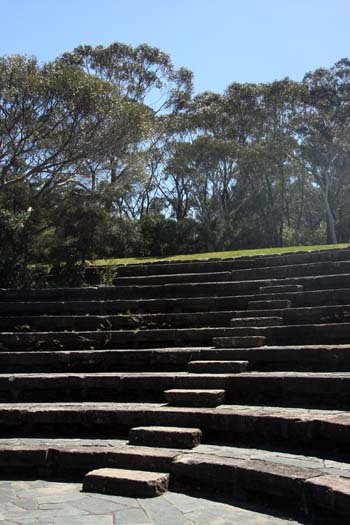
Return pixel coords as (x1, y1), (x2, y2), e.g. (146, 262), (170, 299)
(90, 243), (350, 267)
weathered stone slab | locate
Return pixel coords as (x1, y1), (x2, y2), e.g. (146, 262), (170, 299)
(259, 285), (303, 294)
(213, 336), (266, 348)
(164, 389), (226, 407)
(230, 317), (283, 327)
(188, 360), (249, 374)
(128, 425), (202, 449)
(248, 300), (292, 310)
(83, 467), (169, 497)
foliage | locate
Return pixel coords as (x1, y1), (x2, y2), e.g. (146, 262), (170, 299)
(0, 44), (350, 287)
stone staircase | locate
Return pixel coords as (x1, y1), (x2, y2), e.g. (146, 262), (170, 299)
(1, 247), (350, 522)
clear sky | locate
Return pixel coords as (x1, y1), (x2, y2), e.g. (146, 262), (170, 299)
(1, 0), (349, 93)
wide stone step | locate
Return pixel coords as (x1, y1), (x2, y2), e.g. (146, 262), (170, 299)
(171, 454), (350, 522)
(2, 438), (350, 521)
(198, 345), (350, 372)
(128, 425), (202, 449)
(83, 467), (169, 497)
(0, 327), (266, 350)
(213, 323), (350, 346)
(115, 248), (350, 277)
(230, 317), (283, 327)
(213, 336), (266, 348)
(1, 286), (349, 316)
(188, 360), (249, 374)
(0, 402), (349, 453)
(0, 372), (230, 402)
(0, 311), (240, 332)
(3, 344), (350, 374)
(164, 389), (226, 407)
(2, 271), (350, 305)
(232, 304), (350, 324)
(259, 284), (303, 294)
(3, 371), (350, 407)
(248, 299), (292, 310)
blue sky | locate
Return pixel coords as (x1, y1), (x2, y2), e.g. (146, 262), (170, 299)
(1, 0), (349, 93)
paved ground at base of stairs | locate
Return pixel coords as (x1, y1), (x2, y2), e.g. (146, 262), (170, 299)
(0, 479), (302, 525)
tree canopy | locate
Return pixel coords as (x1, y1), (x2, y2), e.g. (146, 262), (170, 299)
(0, 43), (349, 285)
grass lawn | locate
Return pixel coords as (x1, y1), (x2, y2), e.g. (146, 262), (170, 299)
(90, 243), (350, 267)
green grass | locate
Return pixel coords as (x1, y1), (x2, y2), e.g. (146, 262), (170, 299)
(90, 243), (350, 267)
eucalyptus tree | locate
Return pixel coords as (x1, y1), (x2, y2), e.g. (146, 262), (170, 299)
(297, 59), (350, 243)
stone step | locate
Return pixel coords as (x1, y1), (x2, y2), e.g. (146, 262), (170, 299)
(213, 336), (266, 348)
(232, 304), (350, 324)
(3, 344), (350, 374)
(1, 322), (349, 351)
(213, 323), (350, 346)
(259, 284), (303, 294)
(197, 345), (350, 372)
(248, 299), (292, 310)
(1, 439), (349, 521)
(83, 467), (169, 497)
(0, 402), (349, 453)
(0, 311), (238, 332)
(0, 286), (349, 316)
(115, 248), (350, 277)
(0, 372), (230, 403)
(128, 425), (202, 449)
(115, 259), (350, 286)
(2, 270), (350, 305)
(3, 371), (350, 407)
(188, 360), (249, 374)
(0, 327), (257, 350)
(164, 389), (226, 407)
(171, 454), (350, 522)
(230, 316), (283, 327)
(0, 441), (177, 479)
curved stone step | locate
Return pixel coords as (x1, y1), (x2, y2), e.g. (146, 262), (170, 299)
(0, 402), (349, 453)
(171, 453), (350, 522)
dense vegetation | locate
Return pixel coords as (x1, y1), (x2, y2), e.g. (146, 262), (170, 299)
(1, 43), (350, 285)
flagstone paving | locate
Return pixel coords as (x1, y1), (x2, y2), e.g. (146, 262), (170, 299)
(0, 479), (302, 525)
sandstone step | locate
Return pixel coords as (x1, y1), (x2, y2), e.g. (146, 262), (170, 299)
(0, 441), (177, 479)
(164, 389), (226, 407)
(230, 317), (283, 327)
(115, 248), (350, 277)
(232, 304), (350, 324)
(170, 453), (350, 522)
(0, 372), (230, 403)
(83, 467), (169, 497)
(248, 300), (292, 310)
(113, 271), (233, 286)
(0, 402), (349, 454)
(2, 271), (350, 306)
(258, 284), (303, 294)
(0, 286), (349, 317)
(0, 310), (240, 332)
(0, 327), (267, 350)
(0, 439), (348, 521)
(1, 322), (349, 351)
(3, 344), (350, 374)
(188, 360), (249, 374)
(197, 345), (350, 372)
(213, 336), (266, 348)
(128, 425), (202, 449)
